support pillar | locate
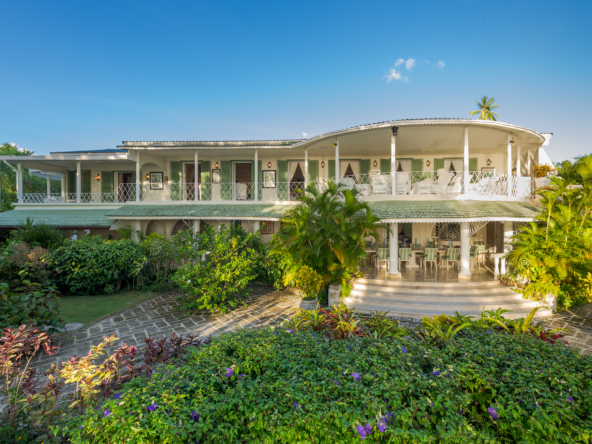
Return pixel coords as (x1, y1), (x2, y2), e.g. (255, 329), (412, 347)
(526, 150), (532, 177)
(252, 220), (261, 233)
(76, 161), (81, 204)
(136, 152), (141, 202)
(503, 221), (514, 253)
(192, 219), (201, 234)
(17, 162), (23, 203)
(61, 173), (66, 202)
(194, 150), (199, 201)
(391, 127), (397, 195)
(334, 138), (339, 181)
(458, 222), (471, 279)
(132, 220), (142, 242)
(516, 145), (522, 177)
(387, 222), (401, 278)
(46, 174), (51, 199)
(463, 126), (469, 194)
(304, 148), (309, 187)
(254, 150), (258, 201)
(507, 135), (513, 196)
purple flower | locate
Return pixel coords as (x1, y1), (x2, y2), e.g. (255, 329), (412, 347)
(431, 371), (441, 376)
(378, 422), (387, 433)
(356, 424), (367, 440)
(568, 396), (573, 403)
(114, 392), (122, 399)
(148, 402), (158, 412)
(103, 410), (111, 417)
(402, 346), (407, 354)
(486, 330), (494, 334)
(225, 368), (234, 377)
(288, 328), (294, 334)
(191, 410), (200, 422)
(78, 426), (83, 430)
(487, 407), (499, 420)
(273, 331), (278, 335)
(239, 374), (247, 378)
(333, 379), (341, 387)
(352, 372), (361, 381)
(293, 402), (300, 409)
(373, 374), (377, 379)
(430, 402), (434, 406)
(365, 423), (372, 436)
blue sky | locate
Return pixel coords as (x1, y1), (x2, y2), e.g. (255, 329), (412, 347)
(1, 0), (590, 160)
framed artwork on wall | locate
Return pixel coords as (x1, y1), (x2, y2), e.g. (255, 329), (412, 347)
(262, 170), (276, 188)
(150, 172), (164, 190)
(212, 169), (221, 183)
(481, 167), (496, 177)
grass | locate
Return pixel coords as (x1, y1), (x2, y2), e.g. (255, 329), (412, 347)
(59, 290), (157, 326)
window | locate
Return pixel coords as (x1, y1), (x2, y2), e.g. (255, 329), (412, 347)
(260, 221), (274, 234)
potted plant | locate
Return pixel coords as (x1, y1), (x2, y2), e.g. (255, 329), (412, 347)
(295, 265), (323, 310)
(533, 164), (556, 189)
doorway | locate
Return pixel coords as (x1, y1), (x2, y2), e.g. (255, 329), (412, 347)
(289, 161), (305, 200)
(117, 172), (134, 202)
(233, 162), (252, 200)
(184, 163), (202, 200)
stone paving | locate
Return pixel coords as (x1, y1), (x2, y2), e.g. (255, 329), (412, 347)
(536, 302), (592, 355)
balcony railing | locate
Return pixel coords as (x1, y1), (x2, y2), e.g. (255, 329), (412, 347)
(20, 173), (535, 204)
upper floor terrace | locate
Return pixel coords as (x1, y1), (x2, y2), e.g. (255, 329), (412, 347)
(2, 119), (552, 206)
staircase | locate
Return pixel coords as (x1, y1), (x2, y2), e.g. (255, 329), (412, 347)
(344, 278), (552, 320)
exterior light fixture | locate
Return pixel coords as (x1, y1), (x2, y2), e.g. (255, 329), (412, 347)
(214, 162), (220, 169)
(321, 161), (325, 168)
(164, 176), (169, 183)
(391, 126), (398, 136)
(145, 173), (150, 180)
(373, 160), (377, 168)
(426, 160), (431, 167)
(510, 135), (516, 145)
(331, 143), (337, 148)
(267, 162), (272, 168)
(487, 159), (492, 166)
(95, 174), (101, 181)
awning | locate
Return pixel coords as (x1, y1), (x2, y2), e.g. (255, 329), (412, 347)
(106, 204), (299, 221)
(0, 209), (115, 228)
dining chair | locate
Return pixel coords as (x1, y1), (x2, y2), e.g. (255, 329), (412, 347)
(443, 248), (460, 271)
(398, 248), (411, 270)
(424, 248), (439, 272)
(395, 172), (411, 195)
(469, 246), (479, 269)
(377, 248), (389, 270)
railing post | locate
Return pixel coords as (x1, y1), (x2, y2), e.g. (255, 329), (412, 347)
(76, 161), (81, 204)
(254, 150), (258, 201)
(463, 126), (469, 194)
(391, 127), (397, 195)
(17, 162), (23, 203)
(136, 152), (141, 202)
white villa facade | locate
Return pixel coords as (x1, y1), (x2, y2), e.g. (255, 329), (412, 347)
(0, 118), (551, 289)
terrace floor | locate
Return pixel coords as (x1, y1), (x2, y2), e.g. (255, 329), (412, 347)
(362, 259), (495, 283)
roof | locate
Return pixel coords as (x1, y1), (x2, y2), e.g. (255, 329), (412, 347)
(106, 204), (299, 221)
(50, 149), (128, 154)
(367, 200), (541, 222)
(118, 140), (303, 150)
(0, 209), (115, 228)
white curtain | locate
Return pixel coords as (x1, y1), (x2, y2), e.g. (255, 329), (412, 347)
(339, 161), (349, 178)
(398, 160), (412, 172)
(340, 161), (360, 181)
(446, 159), (465, 174)
(289, 161), (301, 182)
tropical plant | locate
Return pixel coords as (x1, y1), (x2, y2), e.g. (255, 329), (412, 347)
(0, 281), (64, 330)
(271, 181), (385, 295)
(534, 163), (556, 178)
(360, 310), (409, 339)
(417, 314), (472, 343)
(9, 217), (65, 250)
(469, 96), (501, 121)
(294, 265), (324, 300)
(505, 154), (592, 310)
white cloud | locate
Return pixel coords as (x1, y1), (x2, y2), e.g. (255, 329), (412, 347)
(437, 60), (445, 69)
(394, 58), (405, 67)
(386, 68), (408, 83)
(301, 132), (312, 138)
(405, 58), (416, 70)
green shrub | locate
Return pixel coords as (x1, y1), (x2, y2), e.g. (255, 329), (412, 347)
(294, 265), (323, 300)
(0, 281), (64, 330)
(173, 225), (259, 313)
(48, 235), (146, 295)
(9, 217), (65, 250)
(61, 327), (592, 443)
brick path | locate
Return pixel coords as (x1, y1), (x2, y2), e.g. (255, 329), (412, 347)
(536, 303), (592, 355)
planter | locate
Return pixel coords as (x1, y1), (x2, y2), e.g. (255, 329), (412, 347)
(534, 177), (551, 190)
(299, 299), (319, 311)
(328, 284), (342, 308)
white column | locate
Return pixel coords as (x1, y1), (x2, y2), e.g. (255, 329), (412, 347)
(304, 148), (309, 187)
(391, 127), (397, 195)
(387, 222), (401, 277)
(76, 161), (81, 204)
(516, 145), (522, 177)
(463, 126), (469, 194)
(46, 174), (51, 198)
(17, 162), (23, 202)
(459, 222), (471, 279)
(507, 135), (513, 196)
(252, 220), (261, 233)
(194, 150), (199, 201)
(503, 221), (513, 253)
(526, 150), (532, 177)
(136, 152), (141, 202)
(192, 219), (201, 234)
(132, 220), (142, 242)
(334, 139), (339, 181)
(61, 173), (67, 202)
(254, 150), (258, 201)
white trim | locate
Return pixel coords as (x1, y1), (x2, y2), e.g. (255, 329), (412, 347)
(379, 217), (535, 223)
(109, 216), (281, 221)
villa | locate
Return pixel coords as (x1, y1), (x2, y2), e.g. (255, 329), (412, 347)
(0, 118), (555, 318)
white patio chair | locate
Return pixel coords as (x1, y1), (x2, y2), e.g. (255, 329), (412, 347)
(338, 177), (356, 190)
(236, 183), (248, 200)
(370, 175), (390, 195)
(395, 172), (411, 195)
(446, 175), (463, 194)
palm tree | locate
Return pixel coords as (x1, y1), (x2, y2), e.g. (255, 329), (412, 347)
(470, 96), (501, 121)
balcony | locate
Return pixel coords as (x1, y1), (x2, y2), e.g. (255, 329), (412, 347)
(19, 172), (535, 204)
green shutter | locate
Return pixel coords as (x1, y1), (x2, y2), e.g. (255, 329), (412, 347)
(328, 160), (335, 179)
(308, 160), (318, 182)
(101, 171), (114, 202)
(277, 161), (289, 201)
(67, 171), (76, 194)
(411, 159), (423, 172)
(380, 159), (391, 174)
(434, 158), (444, 172)
(360, 159), (370, 176)
(81, 170), (91, 193)
(200, 161), (210, 183)
(170, 162), (182, 201)
(469, 157), (478, 173)
(221, 161), (232, 201)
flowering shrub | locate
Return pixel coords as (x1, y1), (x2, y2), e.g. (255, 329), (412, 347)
(63, 326), (592, 443)
(294, 265), (324, 300)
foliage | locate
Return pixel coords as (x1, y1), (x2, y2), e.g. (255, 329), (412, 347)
(48, 235), (146, 295)
(534, 163), (557, 178)
(10, 217), (65, 250)
(115, 225), (133, 241)
(271, 181), (385, 295)
(506, 154), (592, 310)
(496, 273), (515, 287)
(0, 241), (53, 289)
(173, 225), (260, 314)
(253, 243), (291, 290)
(140, 232), (178, 279)
(469, 96), (500, 121)
(0, 281), (64, 330)
(359, 310), (410, 340)
(417, 314), (472, 344)
(64, 325), (592, 443)
(294, 265), (324, 300)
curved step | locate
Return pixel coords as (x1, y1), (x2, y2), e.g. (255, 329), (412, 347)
(352, 284), (515, 295)
(351, 306), (553, 320)
(355, 278), (502, 288)
(348, 291), (528, 304)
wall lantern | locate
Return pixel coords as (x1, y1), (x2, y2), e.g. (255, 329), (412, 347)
(426, 160), (431, 167)
(321, 161), (325, 168)
(267, 162), (272, 168)
(214, 162), (219, 169)
(487, 159), (492, 166)
(331, 143), (337, 148)
(95, 174), (101, 181)
(164, 176), (169, 183)
(373, 160), (378, 168)
(145, 173), (150, 180)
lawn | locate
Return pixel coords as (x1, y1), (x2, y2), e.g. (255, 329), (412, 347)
(59, 290), (157, 326)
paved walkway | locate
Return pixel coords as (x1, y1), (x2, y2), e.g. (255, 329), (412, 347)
(536, 303), (592, 355)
